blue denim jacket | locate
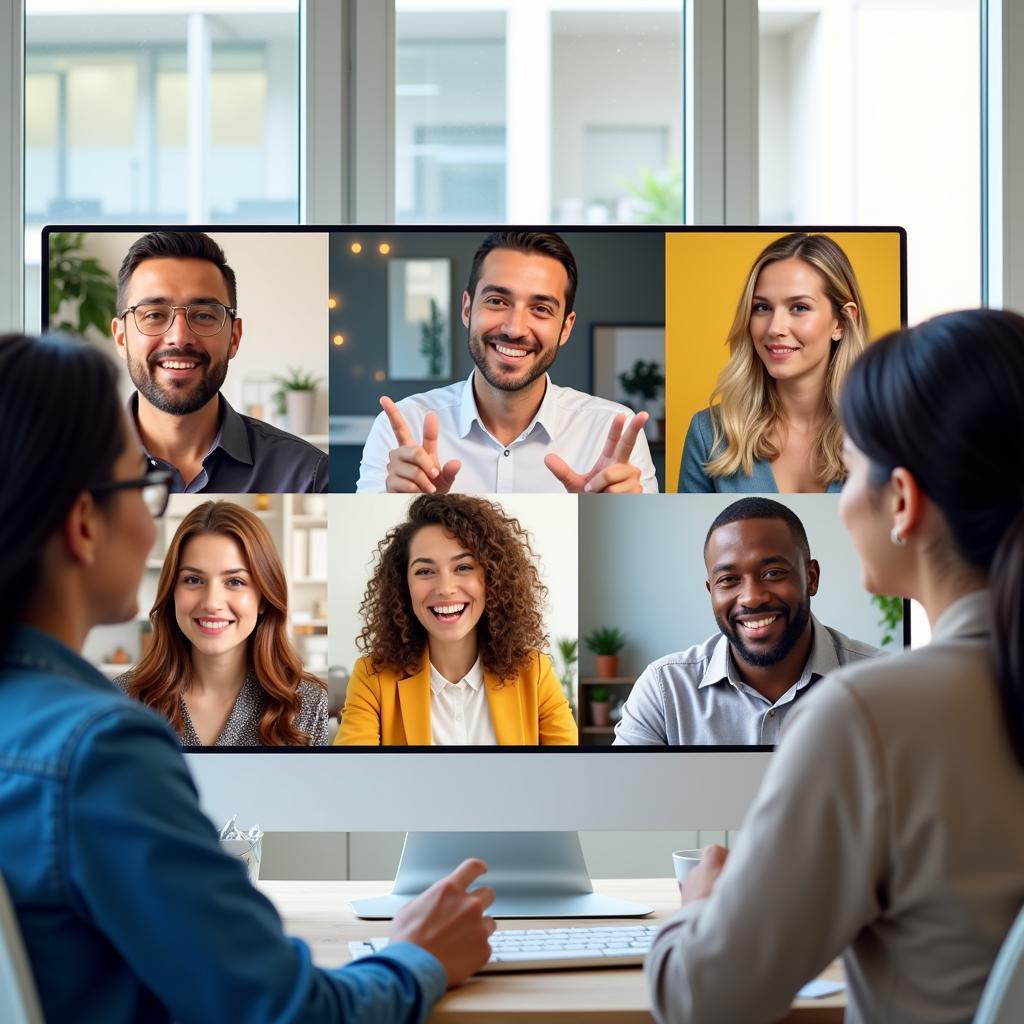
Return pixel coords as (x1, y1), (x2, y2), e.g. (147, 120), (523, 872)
(0, 625), (445, 1023)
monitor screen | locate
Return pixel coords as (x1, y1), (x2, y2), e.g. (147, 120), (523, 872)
(41, 223), (907, 837)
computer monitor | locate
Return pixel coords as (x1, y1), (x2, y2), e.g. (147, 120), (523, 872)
(43, 223), (908, 917)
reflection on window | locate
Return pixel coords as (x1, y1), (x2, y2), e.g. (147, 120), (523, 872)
(758, 0), (980, 321)
(25, 3), (299, 232)
(395, 1), (683, 225)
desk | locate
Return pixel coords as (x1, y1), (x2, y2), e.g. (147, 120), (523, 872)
(260, 878), (846, 1023)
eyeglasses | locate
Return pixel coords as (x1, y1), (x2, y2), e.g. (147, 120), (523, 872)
(89, 470), (172, 518)
(120, 302), (236, 337)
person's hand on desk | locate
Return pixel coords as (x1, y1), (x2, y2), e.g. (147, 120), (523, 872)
(390, 858), (497, 986)
(680, 844), (729, 904)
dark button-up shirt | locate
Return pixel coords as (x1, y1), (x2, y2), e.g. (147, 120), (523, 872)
(130, 393), (328, 493)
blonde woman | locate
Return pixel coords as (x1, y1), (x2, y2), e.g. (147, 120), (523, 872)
(678, 232), (869, 493)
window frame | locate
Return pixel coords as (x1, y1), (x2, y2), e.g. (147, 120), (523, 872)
(2, 0), (1023, 330)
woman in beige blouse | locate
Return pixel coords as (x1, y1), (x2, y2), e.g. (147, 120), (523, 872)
(648, 308), (1024, 1024)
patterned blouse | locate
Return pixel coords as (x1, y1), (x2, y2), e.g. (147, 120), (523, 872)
(114, 671), (330, 746)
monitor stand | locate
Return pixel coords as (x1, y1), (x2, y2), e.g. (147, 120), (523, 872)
(350, 831), (655, 919)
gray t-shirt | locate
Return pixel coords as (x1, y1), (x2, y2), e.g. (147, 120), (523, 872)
(115, 671), (329, 746)
(613, 614), (881, 745)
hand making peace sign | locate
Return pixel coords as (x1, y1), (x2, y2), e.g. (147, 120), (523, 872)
(380, 396), (463, 493)
(543, 410), (649, 494)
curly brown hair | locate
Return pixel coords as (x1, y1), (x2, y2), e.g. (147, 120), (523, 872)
(357, 494), (549, 681)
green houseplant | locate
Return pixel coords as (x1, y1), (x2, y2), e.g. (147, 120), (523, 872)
(618, 358), (665, 439)
(587, 685), (612, 728)
(872, 594), (905, 647)
(47, 231), (118, 340)
(553, 637), (579, 720)
(419, 298), (446, 377)
(584, 626), (626, 679)
(273, 367), (323, 436)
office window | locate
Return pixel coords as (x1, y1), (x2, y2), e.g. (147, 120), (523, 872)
(395, 1), (684, 225)
(758, 0), (981, 322)
(23, 0), (301, 329)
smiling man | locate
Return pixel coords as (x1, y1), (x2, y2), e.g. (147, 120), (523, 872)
(356, 231), (658, 493)
(613, 497), (881, 745)
(112, 231), (327, 493)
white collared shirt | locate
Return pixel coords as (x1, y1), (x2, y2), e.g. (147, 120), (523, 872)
(356, 371), (659, 493)
(428, 657), (497, 746)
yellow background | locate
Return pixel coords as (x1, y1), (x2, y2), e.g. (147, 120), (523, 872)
(664, 231), (904, 492)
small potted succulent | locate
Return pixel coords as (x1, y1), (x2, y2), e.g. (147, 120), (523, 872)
(273, 367), (323, 436)
(587, 685), (612, 728)
(584, 626), (626, 679)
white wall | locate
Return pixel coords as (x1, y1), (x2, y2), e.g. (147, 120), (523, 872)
(73, 229), (329, 431)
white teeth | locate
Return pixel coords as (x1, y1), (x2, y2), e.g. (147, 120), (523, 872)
(160, 360), (199, 370)
(740, 615), (778, 630)
(495, 345), (528, 358)
(198, 619), (230, 630)
(431, 603), (466, 616)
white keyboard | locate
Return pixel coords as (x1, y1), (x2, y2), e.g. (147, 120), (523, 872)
(349, 923), (659, 972)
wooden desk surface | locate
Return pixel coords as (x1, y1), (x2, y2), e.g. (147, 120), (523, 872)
(260, 878), (845, 1024)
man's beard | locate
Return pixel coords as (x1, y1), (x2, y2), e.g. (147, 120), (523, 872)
(127, 345), (227, 416)
(716, 599), (811, 668)
(468, 323), (560, 393)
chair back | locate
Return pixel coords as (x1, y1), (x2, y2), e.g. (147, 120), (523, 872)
(0, 871), (44, 1024)
(975, 904), (1024, 1024)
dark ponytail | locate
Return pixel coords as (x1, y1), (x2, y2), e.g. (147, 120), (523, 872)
(991, 511), (1024, 766)
(840, 308), (1024, 768)
(0, 334), (124, 650)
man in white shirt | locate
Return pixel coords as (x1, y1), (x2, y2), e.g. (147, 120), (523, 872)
(356, 231), (659, 493)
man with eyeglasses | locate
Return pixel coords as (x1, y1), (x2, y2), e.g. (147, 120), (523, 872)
(111, 231), (327, 493)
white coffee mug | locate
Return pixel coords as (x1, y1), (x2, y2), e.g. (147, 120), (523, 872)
(671, 848), (704, 885)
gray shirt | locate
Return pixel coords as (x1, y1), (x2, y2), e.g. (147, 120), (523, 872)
(115, 672), (330, 746)
(131, 393), (328, 493)
(613, 615), (881, 745)
(646, 589), (1024, 1024)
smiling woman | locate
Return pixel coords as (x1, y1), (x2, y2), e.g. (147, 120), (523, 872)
(678, 232), (869, 494)
(118, 500), (328, 746)
(336, 493), (578, 746)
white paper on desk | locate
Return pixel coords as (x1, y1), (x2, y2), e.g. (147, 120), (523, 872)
(797, 979), (845, 999)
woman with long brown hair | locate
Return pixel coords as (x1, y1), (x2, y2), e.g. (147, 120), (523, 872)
(120, 500), (328, 745)
(336, 493), (578, 746)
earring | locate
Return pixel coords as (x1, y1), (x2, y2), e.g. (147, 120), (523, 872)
(832, 333), (841, 341)
(890, 526), (905, 546)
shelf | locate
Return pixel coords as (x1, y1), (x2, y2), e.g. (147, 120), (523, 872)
(291, 619), (329, 628)
(98, 663), (133, 676)
(290, 514), (328, 525)
(292, 577), (328, 585)
(580, 676), (636, 685)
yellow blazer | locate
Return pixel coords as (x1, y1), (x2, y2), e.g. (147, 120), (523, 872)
(335, 649), (578, 746)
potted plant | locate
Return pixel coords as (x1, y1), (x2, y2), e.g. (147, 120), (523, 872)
(587, 686), (612, 728)
(618, 359), (665, 440)
(584, 626), (626, 679)
(273, 367), (323, 436)
(47, 231), (118, 340)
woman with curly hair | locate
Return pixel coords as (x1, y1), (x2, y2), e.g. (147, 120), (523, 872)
(119, 500), (328, 745)
(336, 494), (578, 746)
(678, 232), (868, 493)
